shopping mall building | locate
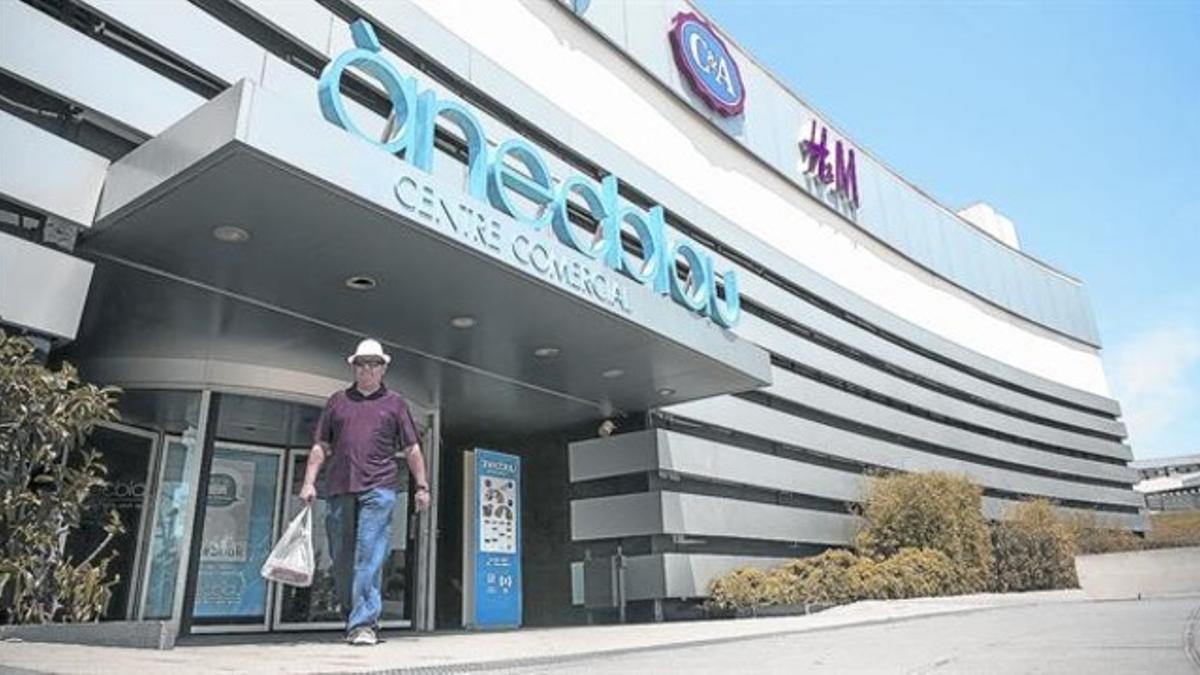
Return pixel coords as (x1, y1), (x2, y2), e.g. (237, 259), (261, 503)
(1, 0), (1142, 636)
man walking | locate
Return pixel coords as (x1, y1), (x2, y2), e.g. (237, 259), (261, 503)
(300, 338), (431, 646)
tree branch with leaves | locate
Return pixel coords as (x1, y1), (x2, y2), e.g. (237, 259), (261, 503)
(0, 331), (124, 624)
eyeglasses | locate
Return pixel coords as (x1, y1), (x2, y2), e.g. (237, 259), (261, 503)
(353, 360), (386, 369)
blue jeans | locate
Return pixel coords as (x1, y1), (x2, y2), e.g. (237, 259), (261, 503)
(326, 487), (396, 633)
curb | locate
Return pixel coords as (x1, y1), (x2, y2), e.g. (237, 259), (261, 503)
(321, 598), (1082, 675)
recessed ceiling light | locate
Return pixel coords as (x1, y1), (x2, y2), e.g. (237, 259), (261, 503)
(213, 225), (249, 243)
(601, 368), (624, 379)
(534, 346), (560, 358)
(450, 316), (476, 329)
(657, 387), (676, 397)
(344, 275), (377, 290)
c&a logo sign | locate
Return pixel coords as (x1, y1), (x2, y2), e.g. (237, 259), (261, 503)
(668, 12), (745, 117)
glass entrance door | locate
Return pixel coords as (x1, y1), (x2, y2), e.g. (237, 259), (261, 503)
(179, 392), (436, 633)
(273, 448), (412, 630)
(189, 443), (283, 631)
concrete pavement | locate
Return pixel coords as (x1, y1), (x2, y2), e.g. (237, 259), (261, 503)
(1, 590), (1193, 674)
(496, 593), (1200, 674)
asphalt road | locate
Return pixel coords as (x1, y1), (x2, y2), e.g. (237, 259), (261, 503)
(495, 595), (1200, 674)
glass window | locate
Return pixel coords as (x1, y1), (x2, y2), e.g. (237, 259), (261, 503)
(142, 435), (196, 619)
(118, 388), (203, 621)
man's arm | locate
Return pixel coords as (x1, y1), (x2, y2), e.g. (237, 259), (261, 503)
(405, 443), (431, 511)
(299, 443), (326, 504)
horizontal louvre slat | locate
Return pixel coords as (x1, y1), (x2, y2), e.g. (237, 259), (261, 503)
(664, 396), (1141, 509)
(762, 367), (1134, 483)
(1, 1), (203, 137)
(569, 429), (864, 503)
(736, 272), (1126, 437)
(572, 492), (860, 545)
(740, 315), (1128, 458)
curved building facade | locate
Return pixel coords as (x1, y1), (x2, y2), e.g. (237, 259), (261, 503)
(1, 0), (1137, 632)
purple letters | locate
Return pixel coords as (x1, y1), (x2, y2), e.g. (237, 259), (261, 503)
(800, 119), (859, 209)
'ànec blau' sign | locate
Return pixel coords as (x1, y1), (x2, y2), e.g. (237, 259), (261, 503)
(668, 12), (745, 117)
(316, 20), (741, 328)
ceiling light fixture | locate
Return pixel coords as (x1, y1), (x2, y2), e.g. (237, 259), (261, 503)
(450, 316), (477, 329)
(533, 346), (560, 358)
(657, 387), (676, 397)
(601, 368), (625, 379)
(344, 275), (377, 290)
(212, 225), (249, 243)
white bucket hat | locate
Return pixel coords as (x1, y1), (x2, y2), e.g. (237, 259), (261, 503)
(347, 338), (391, 365)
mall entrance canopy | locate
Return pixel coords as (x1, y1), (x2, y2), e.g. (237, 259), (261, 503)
(87, 80), (770, 435)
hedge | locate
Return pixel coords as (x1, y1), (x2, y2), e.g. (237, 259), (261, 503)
(991, 500), (1077, 592)
(855, 471), (993, 593)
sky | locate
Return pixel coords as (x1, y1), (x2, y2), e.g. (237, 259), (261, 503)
(695, 0), (1200, 460)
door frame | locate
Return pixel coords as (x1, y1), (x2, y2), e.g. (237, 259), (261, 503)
(188, 441), (286, 634)
(412, 408), (440, 631)
(92, 421), (160, 620)
(272, 446), (418, 631)
(136, 431), (190, 621)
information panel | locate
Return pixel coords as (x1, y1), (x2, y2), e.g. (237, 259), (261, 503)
(462, 448), (522, 629)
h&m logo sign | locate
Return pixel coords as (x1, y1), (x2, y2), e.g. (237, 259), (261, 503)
(800, 119), (860, 210)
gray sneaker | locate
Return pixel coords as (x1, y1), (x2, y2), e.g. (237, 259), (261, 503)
(349, 627), (378, 646)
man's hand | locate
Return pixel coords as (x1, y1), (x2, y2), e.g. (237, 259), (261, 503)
(414, 486), (431, 512)
(299, 482), (317, 504)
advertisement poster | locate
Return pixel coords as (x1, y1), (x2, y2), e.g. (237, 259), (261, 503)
(202, 457), (255, 563)
(193, 448), (279, 618)
(465, 448), (522, 629)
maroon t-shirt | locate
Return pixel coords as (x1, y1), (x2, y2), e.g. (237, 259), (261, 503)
(313, 385), (420, 496)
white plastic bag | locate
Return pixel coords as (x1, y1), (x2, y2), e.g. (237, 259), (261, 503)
(261, 505), (314, 587)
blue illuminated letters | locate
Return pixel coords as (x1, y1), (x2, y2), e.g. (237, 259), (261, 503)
(318, 20), (740, 328)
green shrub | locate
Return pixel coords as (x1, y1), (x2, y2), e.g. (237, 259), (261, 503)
(777, 549), (872, 605)
(1146, 512), (1200, 549)
(0, 331), (123, 624)
(991, 500), (1077, 592)
(1064, 511), (1144, 554)
(855, 472), (992, 592)
(872, 547), (965, 599)
(708, 547), (967, 609)
(707, 566), (776, 610)
(705, 473), (1166, 611)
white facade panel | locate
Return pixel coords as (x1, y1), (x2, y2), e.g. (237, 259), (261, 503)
(405, 0), (1112, 393)
(570, 429), (865, 503)
(572, 491), (861, 545)
(0, 0), (204, 137)
(660, 493), (861, 545)
(232, 0), (335, 57)
(0, 111), (109, 227)
(81, 0), (268, 86)
(0, 233), (93, 340)
(346, 0), (472, 75)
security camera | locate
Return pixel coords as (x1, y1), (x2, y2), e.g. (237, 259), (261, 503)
(597, 419), (616, 438)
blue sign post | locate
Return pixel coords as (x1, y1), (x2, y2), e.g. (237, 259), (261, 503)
(463, 448), (522, 629)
